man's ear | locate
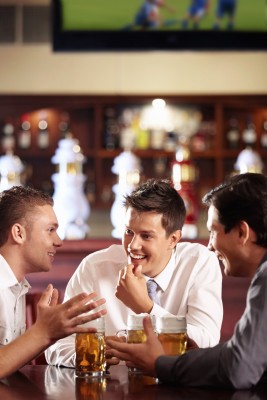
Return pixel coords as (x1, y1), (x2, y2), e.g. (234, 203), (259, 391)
(237, 220), (250, 245)
(11, 223), (26, 244)
(168, 230), (182, 249)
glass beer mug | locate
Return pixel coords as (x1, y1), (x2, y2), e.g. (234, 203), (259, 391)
(156, 316), (187, 356)
(117, 314), (155, 374)
(75, 316), (106, 378)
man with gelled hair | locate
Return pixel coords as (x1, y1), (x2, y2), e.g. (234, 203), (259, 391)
(107, 173), (267, 389)
(46, 178), (223, 368)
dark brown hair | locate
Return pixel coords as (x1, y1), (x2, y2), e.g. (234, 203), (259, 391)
(203, 173), (267, 247)
(123, 179), (186, 236)
(0, 186), (53, 246)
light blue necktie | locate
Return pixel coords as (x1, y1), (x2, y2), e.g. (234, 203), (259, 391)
(146, 279), (161, 306)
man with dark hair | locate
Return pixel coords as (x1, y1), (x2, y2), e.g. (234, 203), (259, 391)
(46, 179), (223, 367)
(0, 186), (106, 378)
(107, 173), (267, 389)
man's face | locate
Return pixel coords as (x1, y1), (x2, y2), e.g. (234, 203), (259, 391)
(22, 205), (62, 275)
(207, 205), (244, 277)
(122, 207), (178, 277)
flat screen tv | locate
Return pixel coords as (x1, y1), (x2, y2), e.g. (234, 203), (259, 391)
(52, 0), (267, 51)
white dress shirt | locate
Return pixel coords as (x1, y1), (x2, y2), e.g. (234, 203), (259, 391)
(0, 255), (31, 347)
(46, 243), (223, 367)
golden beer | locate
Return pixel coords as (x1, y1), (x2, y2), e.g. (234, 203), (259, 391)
(158, 332), (187, 355)
(127, 329), (147, 344)
(127, 328), (147, 374)
(75, 332), (106, 377)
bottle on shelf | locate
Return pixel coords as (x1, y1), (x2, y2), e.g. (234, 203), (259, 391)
(103, 107), (120, 150)
(242, 116), (257, 148)
(260, 118), (267, 149)
(1, 120), (15, 152)
(226, 117), (240, 149)
(37, 111), (50, 150)
(58, 112), (70, 139)
(18, 114), (31, 150)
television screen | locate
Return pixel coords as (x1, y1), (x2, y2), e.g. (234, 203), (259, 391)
(52, 0), (267, 51)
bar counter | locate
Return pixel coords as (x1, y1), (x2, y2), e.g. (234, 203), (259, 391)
(1, 365), (266, 400)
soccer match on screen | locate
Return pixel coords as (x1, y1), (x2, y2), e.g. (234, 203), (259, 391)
(60, 0), (266, 32)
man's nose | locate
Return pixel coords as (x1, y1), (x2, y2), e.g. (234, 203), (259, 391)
(207, 238), (214, 252)
(128, 235), (142, 250)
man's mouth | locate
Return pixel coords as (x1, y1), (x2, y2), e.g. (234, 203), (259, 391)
(129, 253), (146, 261)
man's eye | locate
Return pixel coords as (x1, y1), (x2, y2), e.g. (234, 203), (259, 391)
(142, 234), (151, 240)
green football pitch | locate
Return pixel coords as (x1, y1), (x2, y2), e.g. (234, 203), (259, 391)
(61, 0), (267, 31)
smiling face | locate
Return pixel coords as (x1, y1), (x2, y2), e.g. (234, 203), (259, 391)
(21, 204), (62, 275)
(122, 207), (180, 277)
(207, 205), (247, 277)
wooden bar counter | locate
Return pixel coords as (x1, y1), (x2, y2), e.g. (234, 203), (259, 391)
(1, 365), (266, 400)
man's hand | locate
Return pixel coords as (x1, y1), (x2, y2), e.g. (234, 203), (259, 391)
(105, 335), (125, 368)
(34, 284), (107, 344)
(106, 316), (165, 376)
(115, 264), (153, 314)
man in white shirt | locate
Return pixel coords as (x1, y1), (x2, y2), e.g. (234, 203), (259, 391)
(0, 186), (106, 378)
(46, 179), (223, 367)
(106, 173), (267, 389)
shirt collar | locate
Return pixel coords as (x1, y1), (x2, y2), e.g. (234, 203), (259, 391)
(0, 254), (31, 290)
(143, 249), (176, 292)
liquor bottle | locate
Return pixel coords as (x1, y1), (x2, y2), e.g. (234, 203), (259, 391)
(58, 112), (70, 138)
(260, 119), (267, 149)
(18, 114), (31, 150)
(37, 112), (49, 149)
(242, 116), (256, 147)
(226, 118), (240, 149)
(1, 120), (15, 151)
(103, 107), (119, 150)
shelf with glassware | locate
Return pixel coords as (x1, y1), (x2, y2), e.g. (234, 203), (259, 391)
(0, 95), (267, 213)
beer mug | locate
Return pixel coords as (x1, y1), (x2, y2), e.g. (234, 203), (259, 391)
(156, 316), (187, 356)
(75, 316), (106, 378)
(120, 314), (155, 374)
(126, 314), (148, 344)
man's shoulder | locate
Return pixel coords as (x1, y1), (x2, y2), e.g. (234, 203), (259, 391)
(176, 241), (210, 255)
(84, 244), (127, 264)
(256, 257), (267, 280)
(174, 241), (220, 276)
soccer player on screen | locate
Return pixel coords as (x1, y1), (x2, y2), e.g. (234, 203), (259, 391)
(123, 0), (177, 30)
(181, 0), (210, 30)
(213, 0), (237, 30)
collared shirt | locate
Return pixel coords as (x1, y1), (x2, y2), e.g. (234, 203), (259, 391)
(46, 243), (223, 367)
(0, 255), (31, 346)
